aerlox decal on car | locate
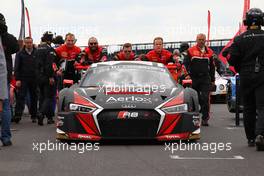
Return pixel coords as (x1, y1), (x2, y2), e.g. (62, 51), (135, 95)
(106, 96), (152, 104)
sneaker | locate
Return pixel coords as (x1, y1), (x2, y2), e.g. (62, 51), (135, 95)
(255, 135), (264, 151)
(2, 140), (12, 147)
(201, 120), (209, 126)
(247, 139), (255, 147)
(38, 115), (44, 126)
(47, 119), (55, 124)
(13, 116), (21, 124)
(31, 116), (37, 123)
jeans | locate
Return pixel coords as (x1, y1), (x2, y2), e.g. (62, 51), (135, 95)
(0, 84), (12, 144)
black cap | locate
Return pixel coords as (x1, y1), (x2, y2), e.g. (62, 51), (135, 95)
(0, 13), (6, 25)
(179, 42), (189, 52)
(53, 35), (64, 45)
(42, 31), (53, 42)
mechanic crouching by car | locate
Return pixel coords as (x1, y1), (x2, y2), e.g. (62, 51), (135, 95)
(185, 33), (215, 126)
(14, 37), (38, 123)
(36, 31), (59, 126)
(55, 33), (81, 84)
(228, 8), (264, 151)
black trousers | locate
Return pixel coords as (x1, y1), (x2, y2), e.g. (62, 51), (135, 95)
(191, 76), (210, 120)
(39, 80), (56, 119)
(15, 79), (37, 119)
(64, 71), (80, 83)
(240, 71), (264, 140)
(64, 61), (79, 84)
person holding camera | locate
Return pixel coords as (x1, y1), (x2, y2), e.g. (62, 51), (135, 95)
(229, 8), (264, 150)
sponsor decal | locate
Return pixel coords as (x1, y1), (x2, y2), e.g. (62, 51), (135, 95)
(78, 134), (91, 139)
(121, 104), (137, 108)
(165, 135), (181, 139)
(117, 111), (139, 119)
(157, 133), (190, 141)
(106, 96), (152, 104)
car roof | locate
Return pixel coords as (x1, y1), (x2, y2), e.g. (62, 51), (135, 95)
(90, 61), (165, 68)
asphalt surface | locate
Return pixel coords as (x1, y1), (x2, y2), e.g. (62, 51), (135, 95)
(0, 104), (263, 176)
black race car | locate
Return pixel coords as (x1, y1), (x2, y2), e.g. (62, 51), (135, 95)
(57, 61), (201, 141)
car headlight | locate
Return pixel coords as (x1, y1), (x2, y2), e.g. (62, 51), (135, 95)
(162, 104), (188, 114)
(69, 103), (95, 113)
(219, 84), (225, 90)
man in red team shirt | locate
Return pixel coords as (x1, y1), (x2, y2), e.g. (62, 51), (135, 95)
(82, 37), (107, 64)
(55, 33), (81, 83)
(145, 37), (174, 64)
(113, 43), (135, 61)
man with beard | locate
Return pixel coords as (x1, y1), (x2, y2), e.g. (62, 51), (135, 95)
(82, 37), (108, 64)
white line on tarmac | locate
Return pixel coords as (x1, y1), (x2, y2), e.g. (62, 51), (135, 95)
(170, 155), (245, 160)
(226, 127), (243, 130)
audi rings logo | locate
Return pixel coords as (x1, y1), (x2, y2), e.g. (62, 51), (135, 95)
(121, 104), (137, 108)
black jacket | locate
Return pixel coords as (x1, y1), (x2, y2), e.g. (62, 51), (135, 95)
(1, 32), (19, 82)
(229, 29), (264, 73)
(36, 43), (59, 83)
(15, 47), (37, 81)
(185, 45), (215, 82)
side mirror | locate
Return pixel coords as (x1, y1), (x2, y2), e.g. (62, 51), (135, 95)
(63, 79), (74, 88)
(182, 79), (192, 88)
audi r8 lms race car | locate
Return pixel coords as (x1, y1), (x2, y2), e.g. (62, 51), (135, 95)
(57, 61), (200, 141)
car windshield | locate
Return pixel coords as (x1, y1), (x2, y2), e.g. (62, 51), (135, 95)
(81, 64), (176, 89)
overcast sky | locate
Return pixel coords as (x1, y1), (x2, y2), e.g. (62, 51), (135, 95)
(1, 0), (264, 46)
